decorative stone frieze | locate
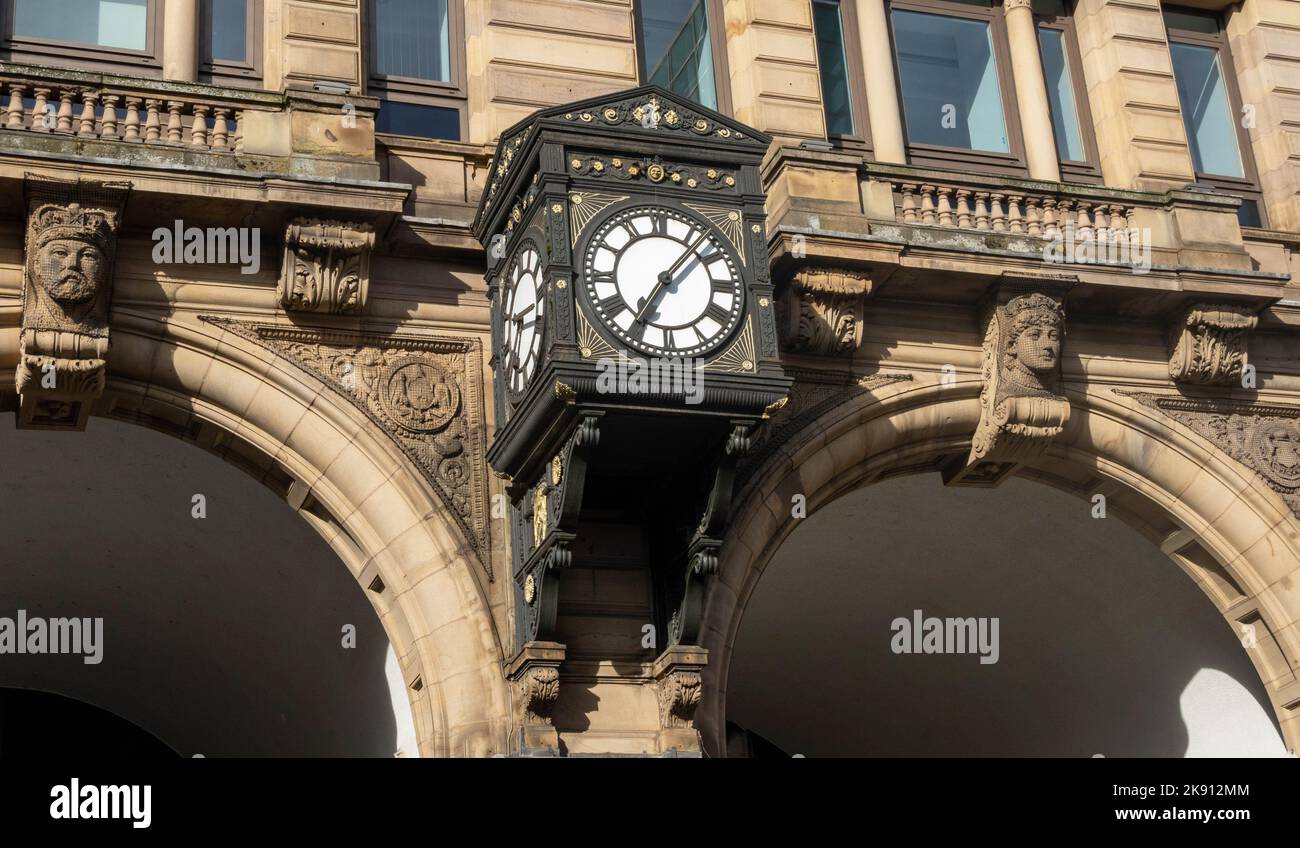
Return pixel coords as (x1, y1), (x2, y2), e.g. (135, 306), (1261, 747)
(200, 317), (489, 563)
(506, 641), (565, 754)
(1121, 392), (1300, 518)
(16, 175), (130, 430)
(1166, 303), (1258, 387)
(776, 267), (871, 356)
(653, 645), (708, 754)
(949, 289), (1070, 486)
(278, 219), (375, 315)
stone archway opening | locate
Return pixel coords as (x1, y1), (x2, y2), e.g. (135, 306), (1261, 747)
(0, 413), (419, 757)
(724, 470), (1289, 757)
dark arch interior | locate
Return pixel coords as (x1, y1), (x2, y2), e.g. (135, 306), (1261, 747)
(0, 687), (178, 758)
(726, 472), (1286, 757)
(0, 413), (402, 757)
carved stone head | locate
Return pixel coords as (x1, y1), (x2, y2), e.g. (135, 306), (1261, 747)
(1004, 292), (1064, 378)
(29, 203), (114, 312)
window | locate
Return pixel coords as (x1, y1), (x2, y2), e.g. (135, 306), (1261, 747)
(1034, 0), (1099, 181)
(2, 0), (162, 71)
(201, 0), (262, 87)
(367, 0), (466, 141)
(813, 0), (871, 149)
(635, 0), (731, 113)
(889, 0), (1025, 173)
(1165, 7), (1264, 227)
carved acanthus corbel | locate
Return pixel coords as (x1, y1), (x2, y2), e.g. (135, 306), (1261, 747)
(777, 267), (870, 356)
(505, 641), (566, 754)
(278, 219), (375, 314)
(948, 290), (1070, 486)
(16, 176), (130, 430)
(1167, 303), (1258, 386)
(653, 645), (708, 753)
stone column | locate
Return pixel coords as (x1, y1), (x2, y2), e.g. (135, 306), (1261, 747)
(855, 0), (907, 163)
(162, 0), (200, 82)
(1005, 0), (1061, 182)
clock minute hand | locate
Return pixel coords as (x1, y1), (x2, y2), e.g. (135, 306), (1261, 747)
(635, 229), (711, 323)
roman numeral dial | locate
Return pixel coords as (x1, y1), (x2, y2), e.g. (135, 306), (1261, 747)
(501, 242), (545, 398)
(582, 206), (744, 357)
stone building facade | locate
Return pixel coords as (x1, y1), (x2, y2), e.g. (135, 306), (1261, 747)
(1, 0), (1299, 756)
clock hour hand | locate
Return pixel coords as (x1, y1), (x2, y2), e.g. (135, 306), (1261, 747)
(635, 228), (711, 323)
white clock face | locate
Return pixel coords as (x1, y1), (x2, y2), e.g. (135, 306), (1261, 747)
(501, 243), (544, 396)
(582, 206), (743, 357)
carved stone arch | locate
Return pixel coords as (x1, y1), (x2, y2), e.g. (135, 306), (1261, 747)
(98, 314), (512, 758)
(701, 377), (1300, 755)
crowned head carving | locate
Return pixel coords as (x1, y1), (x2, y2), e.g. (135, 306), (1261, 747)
(1003, 292), (1064, 384)
(29, 202), (114, 312)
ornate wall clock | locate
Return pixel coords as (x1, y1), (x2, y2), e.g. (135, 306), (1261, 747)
(500, 240), (545, 398)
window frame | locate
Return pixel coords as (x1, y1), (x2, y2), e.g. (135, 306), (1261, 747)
(1034, 2), (1101, 183)
(199, 0), (263, 89)
(1164, 5), (1266, 226)
(0, 0), (164, 74)
(813, 0), (874, 153)
(887, 0), (1029, 176)
(365, 0), (468, 142)
(632, 0), (734, 116)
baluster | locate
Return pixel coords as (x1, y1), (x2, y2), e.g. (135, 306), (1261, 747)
(190, 104), (209, 147)
(1042, 199), (1059, 240)
(1126, 208), (1140, 247)
(5, 83), (25, 129)
(77, 90), (98, 136)
(937, 187), (954, 227)
(1025, 198), (1043, 237)
(920, 184), (937, 225)
(100, 94), (119, 138)
(1076, 202), (1092, 243)
(123, 97), (142, 141)
(144, 99), (162, 142)
(56, 89), (75, 132)
(974, 193), (990, 230)
(165, 101), (183, 143)
(1056, 200), (1074, 242)
(955, 189), (972, 229)
(1007, 195), (1024, 234)
(211, 107), (230, 150)
(31, 87), (50, 130)
(900, 184), (918, 224)
(990, 193), (1007, 232)
(234, 110), (245, 152)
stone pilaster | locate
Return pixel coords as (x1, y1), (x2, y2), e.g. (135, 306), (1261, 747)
(855, 0), (906, 163)
(1005, 0), (1061, 182)
(506, 641), (565, 755)
(654, 645), (708, 755)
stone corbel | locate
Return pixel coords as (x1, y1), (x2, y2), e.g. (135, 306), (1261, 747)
(505, 641), (565, 755)
(776, 267), (871, 356)
(946, 287), (1070, 487)
(278, 219), (375, 315)
(653, 644), (707, 755)
(1166, 303), (1258, 387)
(16, 175), (130, 430)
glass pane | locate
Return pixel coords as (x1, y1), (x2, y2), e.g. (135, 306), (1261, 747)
(210, 0), (247, 63)
(1170, 42), (1243, 177)
(892, 9), (1009, 153)
(1164, 8), (1221, 35)
(14, 0), (147, 51)
(813, 0), (854, 136)
(1038, 28), (1085, 161)
(640, 0), (719, 111)
(1032, 0), (1067, 16)
(376, 101), (460, 140)
(374, 0), (451, 82)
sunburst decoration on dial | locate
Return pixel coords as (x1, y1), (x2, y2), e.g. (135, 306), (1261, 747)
(582, 205), (744, 358)
(501, 241), (545, 397)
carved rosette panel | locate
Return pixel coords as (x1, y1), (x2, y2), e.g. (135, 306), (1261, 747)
(776, 268), (869, 356)
(278, 219), (375, 315)
(657, 669), (703, 730)
(201, 317), (490, 565)
(1167, 303), (1258, 386)
(17, 175), (130, 430)
(1122, 392), (1300, 517)
(967, 292), (1070, 470)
